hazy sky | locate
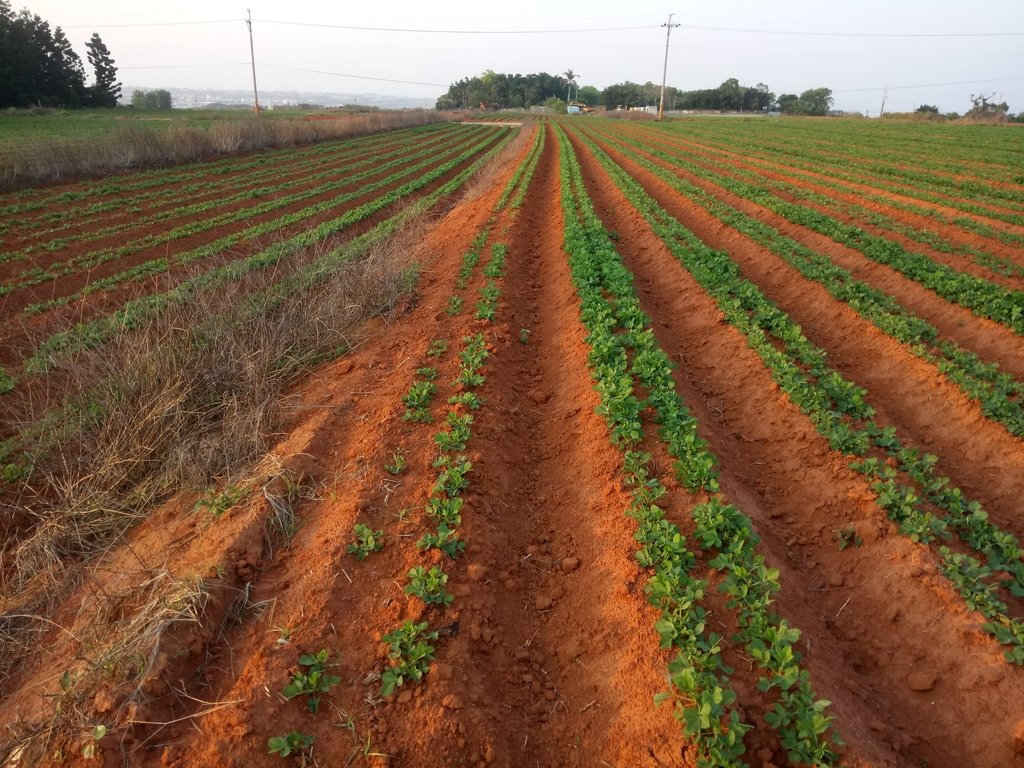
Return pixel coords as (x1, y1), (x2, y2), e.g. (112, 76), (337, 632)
(26, 0), (1024, 113)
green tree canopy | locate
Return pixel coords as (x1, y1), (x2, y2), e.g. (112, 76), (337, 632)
(799, 87), (833, 116)
(435, 71), (567, 110)
(0, 1), (89, 108)
(603, 81), (646, 109)
(131, 88), (172, 109)
(86, 32), (120, 107)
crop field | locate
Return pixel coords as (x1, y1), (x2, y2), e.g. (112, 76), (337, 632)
(1, 116), (1023, 768)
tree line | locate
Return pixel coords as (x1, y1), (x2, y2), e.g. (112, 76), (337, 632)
(436, 71), (835, 116)
(0, 1), (120, 109)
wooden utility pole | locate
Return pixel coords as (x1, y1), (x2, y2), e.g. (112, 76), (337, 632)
(246, 9), (260, 113)
(658, 13), (680, 120)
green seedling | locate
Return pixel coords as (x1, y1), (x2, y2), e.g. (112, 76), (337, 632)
(282, 649), (341, 713)
(416, 523), (466, 559)
(347, 523), (384, 560)
(425, 496), (463, 526)
(267, 731), (315, 758)
(434, 412), (473, 452)
(448, 391), (481, 409)
(404, 565), (454, 605)
(519, 328), (531, 345)
(81, 725), (107, 759)
(402, 379), (436, 423)
(445, 296), (463, 316)
(380, 621), (438, 696)
(194, 484), (245, 517)
(835, 526), (863, 550)
(426, 339), (448, 358)
(416, 366), (438, 381)
(384, 451), (407, 475)
(433, 456), (472, 497)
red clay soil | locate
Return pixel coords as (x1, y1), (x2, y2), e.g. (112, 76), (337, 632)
(3, 120), (1024, 768)
(566, 127), (1024, 768)
(620, 126), (1024, 289)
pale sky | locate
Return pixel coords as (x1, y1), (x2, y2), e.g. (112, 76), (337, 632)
(25, 0), (1024, 114)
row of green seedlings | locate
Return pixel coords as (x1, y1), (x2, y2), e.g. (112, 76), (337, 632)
(556, 124), (840, 767)
(0, 130), (518, 488)
(627, 123), (1024, 276)
(346, 124), (537, 698)
(18, 128), (513, 373)
(2, 128), (398, 245)
(353, 129), (540, 692)
(0, 121), (454, 219)
(682, 143), (1024, 278)
(3, 125), (476, 272)
(604, 123), (1024, 335)
(652, 121), (1024, 228)
(352, 334), (489, 696)
(2, 125), (491, 297)
(1, 124), (451, 237)
(586, 126), (1024, 439)
(659, 118), (1009, 185)
(266, 648), (342, 760)
(579, 126), (1024, 665)
(445, 123), (543, 318)
(268, 133), (535, 752)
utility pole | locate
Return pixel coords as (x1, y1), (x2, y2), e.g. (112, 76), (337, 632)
(246, 9), (260, 113)
(879, 87), (888, 118)
(658, 13), (680, 120)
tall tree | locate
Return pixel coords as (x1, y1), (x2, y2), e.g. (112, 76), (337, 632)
(86, 32), (120, 107)
(0, 3), (87, 108)
(799, 87), (833, 116)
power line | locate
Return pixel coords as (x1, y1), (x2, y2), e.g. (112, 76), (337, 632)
(59, 19), (238, 29)
(834, 75), (1024, 93)
(256, 18), (654, 34)
(685, 23), (1024, 38)
(118, 63), (249, 69)
(263, 65), (447, 88)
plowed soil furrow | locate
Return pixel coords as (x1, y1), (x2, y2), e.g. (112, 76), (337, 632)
(0, 133), (502, 373)
(641, 125), (1024, 233)
(366, 124), (684, 767)
(591, 127), (1024, 384)
(623, 127), (1024, 290)
(0, 128), (454, 252)
(566, 126), (1024, 768)
(581, 130), (1024, 535)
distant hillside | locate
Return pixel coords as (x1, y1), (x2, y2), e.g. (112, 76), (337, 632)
(123, 85), (435, 110)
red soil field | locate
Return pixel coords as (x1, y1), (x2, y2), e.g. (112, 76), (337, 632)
(2, 118), (1023, 768)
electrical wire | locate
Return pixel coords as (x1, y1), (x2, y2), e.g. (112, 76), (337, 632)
(59, 19), (239, 29)
(684, 23), (1024, 38)
(834, 75), (1024, 93)
(256, 19), (654, 34)
(118, 63), (249, 70)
